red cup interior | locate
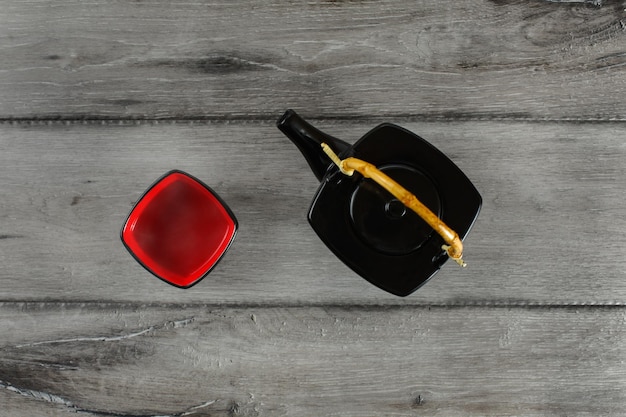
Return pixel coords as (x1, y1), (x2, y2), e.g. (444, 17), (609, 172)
(121, 170), (237, 288)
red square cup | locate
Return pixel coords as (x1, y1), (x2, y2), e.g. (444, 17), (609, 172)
(121, 170), (238, 288)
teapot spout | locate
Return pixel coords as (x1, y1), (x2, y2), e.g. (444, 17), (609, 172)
(277, 109), (351, 181)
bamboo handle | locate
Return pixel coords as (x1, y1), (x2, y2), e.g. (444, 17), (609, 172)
(321, 143), (466, 267)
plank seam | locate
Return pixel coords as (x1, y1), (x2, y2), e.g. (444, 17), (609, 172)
(1, 116), (626, 125)
(1, 301), (625, 310)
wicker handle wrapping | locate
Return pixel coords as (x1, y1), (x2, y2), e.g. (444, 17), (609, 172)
(321, 143), (466, 267)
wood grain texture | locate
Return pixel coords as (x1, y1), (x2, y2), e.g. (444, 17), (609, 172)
(1, 120), (624, 305)
(1, 0), (625, 120)
(3, 0), (626, 414)
(1, 303), (625, 417)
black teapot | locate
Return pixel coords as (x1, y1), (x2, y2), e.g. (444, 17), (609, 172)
(277, 110), (481, 296)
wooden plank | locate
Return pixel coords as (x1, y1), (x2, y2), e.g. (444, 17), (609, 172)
(1, 303), (625, 416)
(1, 0), (625, 120)
(0, 120), (624, 304)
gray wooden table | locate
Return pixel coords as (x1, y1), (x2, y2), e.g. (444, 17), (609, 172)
(2, 1), (626, 415)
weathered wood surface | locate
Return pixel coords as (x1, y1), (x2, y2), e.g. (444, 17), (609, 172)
(1, 121), (625, 305)
(2, 304), (626, 417)
(2, 0), (626, 415)
(0, 0), (625, 120)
